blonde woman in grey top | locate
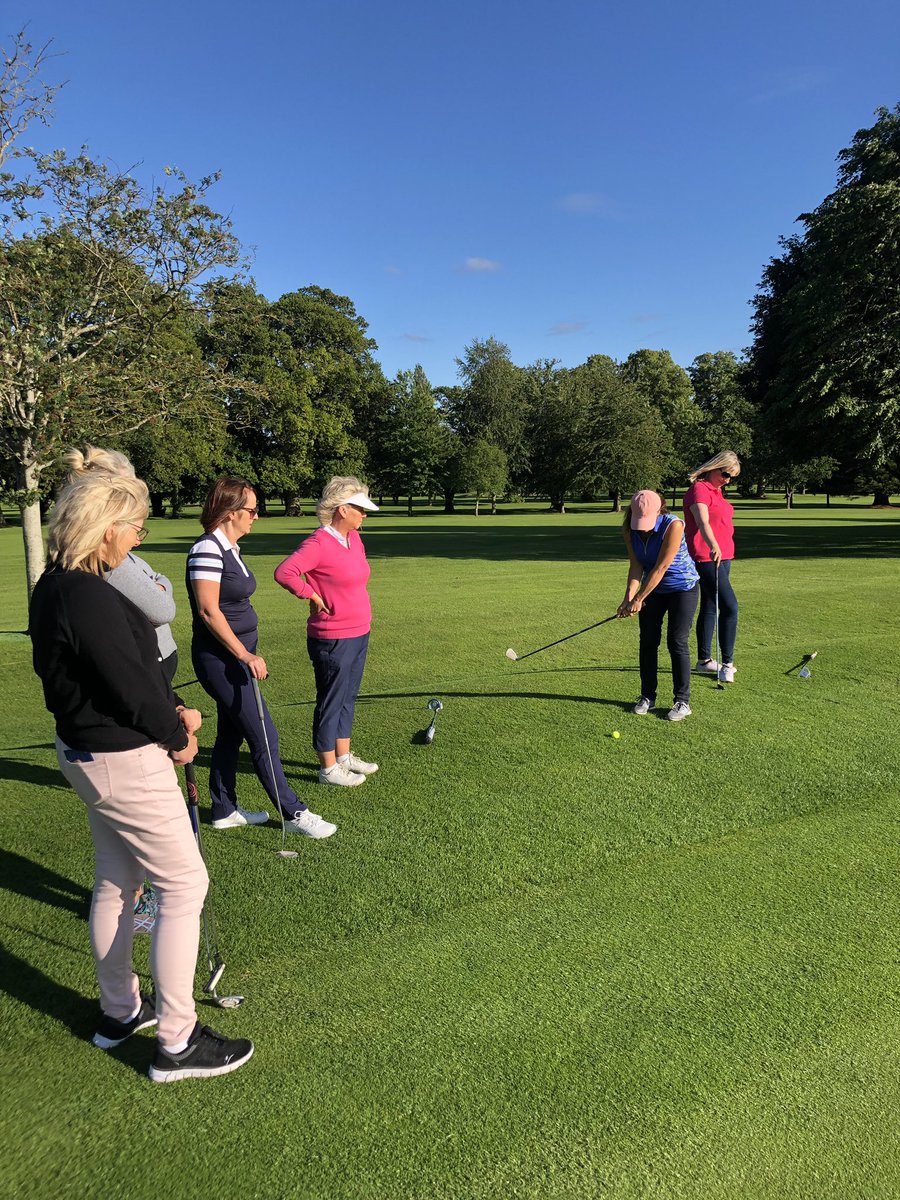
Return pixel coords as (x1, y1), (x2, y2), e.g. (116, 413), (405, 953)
(63, 447), (178, 680)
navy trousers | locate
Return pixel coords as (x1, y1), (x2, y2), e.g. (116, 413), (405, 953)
(307, 634), (369, 752)
(192, 634), (305, 821)
(695, 560), (738, 663)
(638, 585), (699, 704)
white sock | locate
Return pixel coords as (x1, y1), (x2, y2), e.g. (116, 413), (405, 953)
(163, 1038), (190, 1054)
(126, 999), (142, 1021)
(322, 763), (338, 774)
(337, 754), (350, 765)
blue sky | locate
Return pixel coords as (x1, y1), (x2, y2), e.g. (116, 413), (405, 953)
(16, 0), (900, 385)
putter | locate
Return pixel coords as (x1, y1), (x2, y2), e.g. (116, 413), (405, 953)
(424, 698), (443, 743)
(183, 763), (245, 1008)
(506, 614), (619, 663)
(250, 675), (299, 859)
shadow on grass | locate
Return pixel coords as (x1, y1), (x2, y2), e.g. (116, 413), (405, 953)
(0, 756), (70, 789)
(140, 511), (900, 565)
(0, 849), (90, 918)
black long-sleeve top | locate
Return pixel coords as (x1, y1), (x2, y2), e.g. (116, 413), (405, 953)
(30, 567), (189, 753)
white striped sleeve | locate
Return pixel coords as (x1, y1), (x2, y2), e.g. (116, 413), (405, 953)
(188, 537), (224, 583)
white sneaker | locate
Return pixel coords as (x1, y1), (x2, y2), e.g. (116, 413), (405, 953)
(211, 807), (270, 829)
(694, 658), (719, 673)
(718, 664), (736, 683)
(288, 809), (337, 838)
(632, 696), (653, 715)
(318, 763), (366, 787)
(345, 753), (378, 776)
(665, 701), (692, 721)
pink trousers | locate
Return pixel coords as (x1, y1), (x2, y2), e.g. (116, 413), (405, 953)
(57, 738), (208, 1046)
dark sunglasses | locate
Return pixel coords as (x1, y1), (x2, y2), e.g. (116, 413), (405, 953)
(240, 506), (260, 517)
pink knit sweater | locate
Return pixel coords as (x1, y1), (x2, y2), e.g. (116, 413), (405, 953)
(273, 527), (372, 639)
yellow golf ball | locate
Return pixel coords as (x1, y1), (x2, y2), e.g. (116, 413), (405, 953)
(612, 731), (620, 739)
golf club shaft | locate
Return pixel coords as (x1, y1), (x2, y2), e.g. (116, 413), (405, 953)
(250, 674), (292, 853)
(513, 614), (619, 662)
(714, 563), (723, 689)
(183, 762), (224, 986)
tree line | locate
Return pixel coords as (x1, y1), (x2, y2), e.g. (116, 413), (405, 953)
(2, 32), (898, 597)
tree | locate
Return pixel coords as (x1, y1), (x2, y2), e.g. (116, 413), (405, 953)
(620, 349), (701, 483)
(455, 336), (529, 489)
(581, 356), (674, 510)
(524, 359), (603, 513)
(365, 365), (444, 515)
(457, 439), (508, 516)
(688, 352), (755, 465)
(0, 33), (241, 595)
(748, 105), (900, 505)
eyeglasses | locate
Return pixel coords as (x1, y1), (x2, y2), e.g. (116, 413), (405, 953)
(128, 523), (149, 542)
(241, 507), (259, 517)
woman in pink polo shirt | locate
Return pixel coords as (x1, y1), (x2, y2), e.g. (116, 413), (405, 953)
(682, 450), (741, 684)
(274, 477), (379, 787)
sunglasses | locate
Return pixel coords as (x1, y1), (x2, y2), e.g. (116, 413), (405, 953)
(719, 471), (732, 482)
(240, 506), (260, 517)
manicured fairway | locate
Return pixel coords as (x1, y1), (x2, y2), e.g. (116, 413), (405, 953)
(1, 498), (899, 1199)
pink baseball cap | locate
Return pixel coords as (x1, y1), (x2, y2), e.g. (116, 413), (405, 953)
(630, 490), (662, 531)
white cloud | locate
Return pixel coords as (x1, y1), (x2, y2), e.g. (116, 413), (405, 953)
(548, 322), (588, 336)
(557, 192), (618, 216)
(401, 332), (430, 342)
(462, 256), (503, 273)
(385, 264), (402, 274)
(749, 68), (825, 105)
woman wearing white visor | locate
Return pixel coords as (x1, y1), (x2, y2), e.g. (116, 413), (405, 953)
(275, 477), (380, 786)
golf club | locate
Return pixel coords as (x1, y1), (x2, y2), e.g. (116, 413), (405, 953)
(786, 651), (818, 678)
(424, 698), (443, 743)
(799, 651), (817, 680)
(183, 762), (245, 1008)
(250, 675), (299, 860)
(506, 613), (619, 663)
(714, 563), (724, 690)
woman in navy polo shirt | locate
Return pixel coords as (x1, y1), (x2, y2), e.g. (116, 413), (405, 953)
(187, 477), (336, 838)
(617, 489), (700, 722)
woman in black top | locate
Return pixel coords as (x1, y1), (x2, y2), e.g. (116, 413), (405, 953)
(30, 471), (253, 1083)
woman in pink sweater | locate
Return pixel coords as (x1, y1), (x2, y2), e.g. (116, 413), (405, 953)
(274, 477), (379, 787)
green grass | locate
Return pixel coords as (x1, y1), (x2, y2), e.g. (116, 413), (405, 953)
(2, 497), (899, 1199)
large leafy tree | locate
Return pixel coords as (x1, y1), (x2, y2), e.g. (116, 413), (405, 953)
(581, 356), (674, 510)
(0, 31), (241, 595)
(524, 359), (603, 513)
(620, 349), (701, 483)
(364, 365), (444, 514)
(688, 351), (755, 466)
(749, 104), (900, 504)
(455, 336), (529, 489)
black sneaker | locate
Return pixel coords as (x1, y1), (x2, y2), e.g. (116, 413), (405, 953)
(148, 1022), (254, 1083)
(92, 993), (158, 1049)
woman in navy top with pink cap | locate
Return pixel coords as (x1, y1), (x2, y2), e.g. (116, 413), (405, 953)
(617, 489), (699, 721)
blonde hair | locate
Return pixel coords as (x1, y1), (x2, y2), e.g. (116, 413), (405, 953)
(63, 444), (136, 482)
(316, 476), (370, 526)
(687, 450), (741, 484)
(48, 474), (149, 575)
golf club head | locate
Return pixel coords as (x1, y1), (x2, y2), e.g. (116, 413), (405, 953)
(799, 665), (811, 679)
(204, 959), (226, 994)
(275, 848), (299, 859)
(427, 698), (443, 713)
(213, 994), (245, 1009)
(505, 648), (517, 661)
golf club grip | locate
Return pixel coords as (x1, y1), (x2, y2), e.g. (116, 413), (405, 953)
(184, 761), (199, 807)
(250, 674), (266, 720)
